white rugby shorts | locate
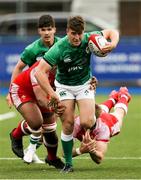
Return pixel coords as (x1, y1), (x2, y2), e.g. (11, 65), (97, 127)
(55, 79), (95, 100)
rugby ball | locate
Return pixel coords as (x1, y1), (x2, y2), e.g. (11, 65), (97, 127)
(88, 34), (108, 57)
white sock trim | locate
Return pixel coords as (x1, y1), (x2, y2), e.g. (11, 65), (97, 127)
(21, 120), (28, 135)
(30, 134), (41, 140)
(121, 94), (128, 101)
(61, 131), (73, 142)
(109, 98), (116, 105)
(27, 126), (41, 134)
(76, 148), (81, 155)
(114, 103), (128, 114)
(99, 104), (109, 113)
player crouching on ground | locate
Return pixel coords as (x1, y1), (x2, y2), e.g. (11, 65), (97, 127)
(72, 87), (131, 164)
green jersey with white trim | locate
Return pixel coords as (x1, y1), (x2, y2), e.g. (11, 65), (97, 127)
(43, 31), (102, 85)
(20, 37), (60, 67)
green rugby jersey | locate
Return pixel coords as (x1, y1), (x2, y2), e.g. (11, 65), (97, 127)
(20, 36), (60, 67)
(43, 31), (102, 85)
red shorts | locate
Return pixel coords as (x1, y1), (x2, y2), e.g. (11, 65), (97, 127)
(10, 83), (52, 113)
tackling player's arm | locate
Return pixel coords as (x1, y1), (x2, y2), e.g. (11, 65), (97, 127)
(72, 130), (96, 157)
(72, 130), (108, 164)
(89, 140), (108, 164)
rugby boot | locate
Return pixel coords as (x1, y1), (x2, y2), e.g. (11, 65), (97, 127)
(118, 87), (131, 102)
(45, 156), (65, 169)
(109, 90), (119, 102)
(60, 164), (73, 173)
(10, 128), (24, 158)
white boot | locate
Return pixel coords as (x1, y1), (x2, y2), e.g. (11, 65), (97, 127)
(24, 146), (44, 164)
(32, 153), (45, 164)
(23, 144), (36, 164)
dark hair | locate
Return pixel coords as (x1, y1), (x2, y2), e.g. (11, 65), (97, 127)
(67, 16), (85, 33)
(38, 15), (55, 28)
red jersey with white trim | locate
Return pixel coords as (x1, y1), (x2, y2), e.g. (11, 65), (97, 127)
(11, 61), (55, 94)
(73, 112), (120, 142)
(9, 61), (56, 109)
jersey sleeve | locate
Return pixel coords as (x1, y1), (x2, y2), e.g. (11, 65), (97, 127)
(43, 43), (60, 66)
(20, 47), (36, 66)
(30, 67), (38, 87)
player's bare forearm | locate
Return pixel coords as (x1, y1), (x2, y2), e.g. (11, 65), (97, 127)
(33, 85), (48, 107)
(72, 144), (90, 157)
(102, 29), (119, 49)
(35, 70), (53, 95)
(89, 140), (107, 164)
(89, 150), (103, 164)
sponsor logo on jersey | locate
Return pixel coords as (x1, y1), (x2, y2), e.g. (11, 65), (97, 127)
(68, 66), (82, 72)
(21, 95), (26, 99)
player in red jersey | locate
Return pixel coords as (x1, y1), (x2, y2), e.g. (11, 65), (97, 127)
(9, 60), (66, 168)
(72, 87), (131, 164)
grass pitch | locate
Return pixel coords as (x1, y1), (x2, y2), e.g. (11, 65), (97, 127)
(0, 94), (141, 179)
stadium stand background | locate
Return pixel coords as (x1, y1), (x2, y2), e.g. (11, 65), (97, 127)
(0, 0), (141, 95)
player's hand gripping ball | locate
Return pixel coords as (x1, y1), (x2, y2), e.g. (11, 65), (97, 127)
(88, 34), (108, 57)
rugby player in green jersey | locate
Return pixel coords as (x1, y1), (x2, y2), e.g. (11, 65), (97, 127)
(34, 15), (119, 173)
(8, 15), (65, 169)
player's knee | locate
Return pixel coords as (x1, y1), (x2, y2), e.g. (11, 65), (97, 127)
(63, 121), (74, 134)
(28, 120), (42, 131)
(81, 115), (96, 129)
(81, 121), (93, 129)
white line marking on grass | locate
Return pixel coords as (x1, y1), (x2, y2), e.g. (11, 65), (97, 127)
(105, 157), (141, 160)
(76, 156), (141, 160)
(0, 112), (16, 121)
(1, 157), (141, 160)
(0, 158), (19, 160)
